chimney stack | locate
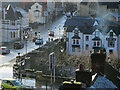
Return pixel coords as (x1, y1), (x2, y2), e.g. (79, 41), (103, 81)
(84, 21), (88, 28)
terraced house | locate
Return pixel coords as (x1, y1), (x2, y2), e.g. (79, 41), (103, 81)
(64, 16), (120, 58)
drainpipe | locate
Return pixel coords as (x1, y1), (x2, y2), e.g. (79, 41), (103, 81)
(82, 33), (84, 51)
(118, 35), (120, 59)
(68, 32), (69, 54)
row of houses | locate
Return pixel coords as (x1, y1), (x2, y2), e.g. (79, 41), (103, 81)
(64, 1), (120, 58)
(1, 1), (65, 43)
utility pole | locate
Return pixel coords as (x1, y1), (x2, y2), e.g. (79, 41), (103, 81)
(38, 32), (40, 49)
(25, 33), (28, 56)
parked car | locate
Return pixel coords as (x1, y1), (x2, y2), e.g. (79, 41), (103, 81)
(13, 42), (24, 49)
(1, 78), (26, 89)
(35, 38), (43, 45)
(33, 37), (38, 42)
(48, 31), (54, 37)
(0, 46), (10, 55)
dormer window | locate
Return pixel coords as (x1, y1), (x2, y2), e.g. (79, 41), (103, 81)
(110, 32), (113, 37)
(74, 27), (79, 36)
(86, 36), (89, 41)
(95, 31), (100, 37)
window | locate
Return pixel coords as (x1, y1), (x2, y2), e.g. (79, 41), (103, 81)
(72, 47), (75, 52)
(73, 39), (75, 44)
(36, 6), (38, 8)
(76, 40), (79, 44)
(94, 42), (96, 46)
(11, 32), (12, 38)
(108, 41), (115, 47)
(86, 36), (89, 41)
(95, 31), (99, 37)
(109, 50), (113, 54)
(110, 32), (113, 37)
(74, 30), (78, 36)
(97, 41), (100, 46)
(14, 32), (15, 38)
(7, 81), (14, 86)
(11, 21), (15, 25)
(86, 44), (89, 50)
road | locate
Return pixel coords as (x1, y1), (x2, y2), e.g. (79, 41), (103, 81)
(0, 16), (66, 66)
(0, 16), (66, 88)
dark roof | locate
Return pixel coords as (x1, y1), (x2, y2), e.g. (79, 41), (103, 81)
(64, 16), (95, 27)
(72, 35), (80, 39)
(107, 26), (119, 35)
(92, 37), (101, 41)
(66, 25), (120, 35)
(80, 2), (119, 9)
(106, 21), (118, 26)
(64, 16), (120, 35)
(66, 26), (97, 34)
(80, 2), (88, 5)
(5, 4), (19, 20)
(15, 11), (23, 18)
(99, 2), (119, 9)
(66, 26), (76, 32)
(78, 26), (96, 34)
(3, 4), (28, 20)
(72, 45), (80, 47)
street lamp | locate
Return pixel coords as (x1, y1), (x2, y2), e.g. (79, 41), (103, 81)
(19, 17), (22, 41)
(60, 47), (64, 78)
(25, 33), (28, 56)
(48, 29), (50, 42)
(30, 27), (33, 41)
(59, 25), (61, 42)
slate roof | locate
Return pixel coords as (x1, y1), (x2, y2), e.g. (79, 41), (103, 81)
(80, 2), (119, 9)
(72, 35), (80, 39)
(64, 16), (95, 27)
(92, 37), (101, 41)
(99, 2), (119, 9)
(5, 4), (19, 20)
(106, 26), (119, 36)
(3, 4), (28, 20)
(65, 16), (120, 35)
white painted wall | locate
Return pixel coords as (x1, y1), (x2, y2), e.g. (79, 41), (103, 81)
(2, 20), (20, 42)
(105, 30), (118, 55)
(29, 3), (44, 24)
(66, 28), (119, 58)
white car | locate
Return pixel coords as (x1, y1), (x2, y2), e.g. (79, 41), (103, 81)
(66, 12), (71, 18)
(0, 46), (10, 55)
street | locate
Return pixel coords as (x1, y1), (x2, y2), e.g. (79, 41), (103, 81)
(0, 16), (66, 65)
(0, 16), (66, 88)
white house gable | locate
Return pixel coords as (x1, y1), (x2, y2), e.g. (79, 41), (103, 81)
(107, 29), (116, 36)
